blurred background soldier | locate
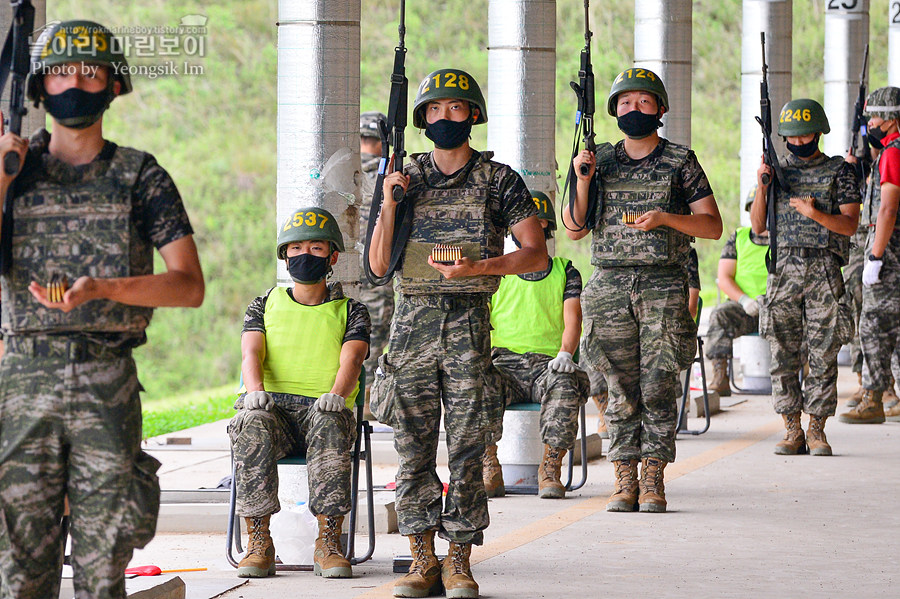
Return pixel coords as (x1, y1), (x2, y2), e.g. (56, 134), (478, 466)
(0, 21), (204, 598)
(751, 99), (860, 455)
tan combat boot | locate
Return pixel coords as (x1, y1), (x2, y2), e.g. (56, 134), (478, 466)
(839, 390), (885, 424)
(806, 415), (832, 457)
(482, 444), (505, 498)
(774, 413), (807, 455)
(537, 445), (567, 499)
(590, 392), (609, 438)
(393, 531), (442, 598)
(314, 514), (352, 578)
(237, 516), (276, 578)
(606, 459), (639, 512)
(883, 377), (899, 409)
(709, 358), (731, 397)
(638, 457), (668, 513)
(885, 402), (900, 422)
(442, 542), (479, 599)
(846, 372), (865, 408)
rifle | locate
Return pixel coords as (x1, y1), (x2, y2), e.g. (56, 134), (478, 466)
(362, 0), (413, 286)
(754, 32), (789, 275)
(562, 0), (599, 232)
(849, 44), (870, 183)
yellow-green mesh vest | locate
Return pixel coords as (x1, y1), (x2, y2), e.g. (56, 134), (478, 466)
(861, 137), (900, 229)
(591, 140), (693, 267)
(397, 152), (504, 295)
(490, 256), (568, 358)
(261, 288), (358, 408)
(1, 131), (154, 334)
(733, 227), (768, 300)
(776, 154), (850, 264)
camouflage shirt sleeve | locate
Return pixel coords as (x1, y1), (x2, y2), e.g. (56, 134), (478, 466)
(242, 288), (274, 335)
(834, 160), (862, 206)
(344, 298), (371, 345)
(680, 149), (714, 205)
(720, 231), (739, 260)
(687, 248), (701, 290)
(133, 154), (194, 249)
(494, 164), (538, 230)
(563, 261), (582, 301)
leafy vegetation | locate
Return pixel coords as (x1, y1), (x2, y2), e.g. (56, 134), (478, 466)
(47, 1), (891, 417)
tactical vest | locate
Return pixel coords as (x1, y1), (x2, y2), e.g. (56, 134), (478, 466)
(861, 136), (900, 229)
(1, 133), (154, 334)
(490, 256), (568, 358)
(776, 154), (850, 264)
(590, 140), (693, 267)
(260, 287), (358, 408)
(397, 151), (504, 294)
(733, 228), (768, 300)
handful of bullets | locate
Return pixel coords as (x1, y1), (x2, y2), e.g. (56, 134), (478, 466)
(432, 244), (462, 264)
(790, 195), (814, 204)
(621, 210), (645, 225)
(47, 272), (69, 303)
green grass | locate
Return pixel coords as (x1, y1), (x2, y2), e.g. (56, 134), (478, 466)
(142, 392), (236, 440)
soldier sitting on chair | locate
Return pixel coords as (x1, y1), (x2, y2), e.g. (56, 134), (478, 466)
(229, 208), (370, 579)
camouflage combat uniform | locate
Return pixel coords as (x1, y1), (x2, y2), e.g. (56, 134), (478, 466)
(382, 150), (535, 544)
(358, 152), (395, 384)
(859, 135), (900, 392)
(229, 283), (370, 517)
(487, 257), (590, 449)
(0, 131), (192, 599)
(580, 139), (710, 463)
(706, 229), (769, 359)
(759, 154), (859, 416)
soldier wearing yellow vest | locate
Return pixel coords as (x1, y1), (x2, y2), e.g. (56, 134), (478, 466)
(228, 208), (370, 579)
(482, 192), (590, 500)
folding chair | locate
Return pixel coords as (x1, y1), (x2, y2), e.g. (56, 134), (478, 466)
(677, 297), (711, 436)
(226, 371), (375, 571)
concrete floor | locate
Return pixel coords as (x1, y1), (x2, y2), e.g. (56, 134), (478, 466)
(130, 365), (900, 599)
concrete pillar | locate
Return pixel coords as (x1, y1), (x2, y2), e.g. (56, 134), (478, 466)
(890, 0), (900, 86)
(823, 0), (869, 158)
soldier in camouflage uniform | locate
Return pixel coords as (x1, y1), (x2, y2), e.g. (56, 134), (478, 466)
(229, 207), (370, 579)
(358, 111), (395, 405)
(839, 87), (900, 424)
(0, 21), (204, 599)
(564, 68), (722, 514)
(751, 99), (860, 454)
(370, 68), (545, 598)
(483, 192), (590, 500)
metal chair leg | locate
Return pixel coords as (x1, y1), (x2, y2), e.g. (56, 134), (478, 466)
(677, 338), (711, 436)
(565, 403), (589, 491)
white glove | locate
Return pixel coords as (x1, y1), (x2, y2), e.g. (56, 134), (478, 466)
(244, 390), (274, 411)
(548, 351), (577, 373)
(738, 294), (760, 317)
(863, 258), (883, 287)
(316, 392), (345, 412)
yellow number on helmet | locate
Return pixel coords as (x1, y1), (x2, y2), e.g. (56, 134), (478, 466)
(293, 212), (303, 227)
(445, 73), (458, 88)
(72, 26), (90, 48)
(802, 109), (811, 121)
(793, 109), (803, 122)
(318, 214), (329, 229)
(93, 31), (108, 52)
(459, 75), (469, 90)
(305, 212), (317, 226)
(432, 74), (441, 89)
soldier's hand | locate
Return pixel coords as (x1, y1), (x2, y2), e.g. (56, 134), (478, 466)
(789, 195), (815, 218)
(548, 351), (577, 373)
(28, 276), (98, 312)
(863, 257), (883, 287)
(0, 112), (28, 185)
(738, 294), (760, 317)
(428, 256), (478, 279)
(573, 150), (595, 181)
(316, 392), (345, 412)
(757, 159), (772, 189)
(382, 171), (409, 210)
(628, 209), (664, 231)
(244, 390), (274, 411)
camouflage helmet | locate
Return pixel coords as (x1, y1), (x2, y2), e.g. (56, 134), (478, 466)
(360, 111), (386, 138)
(743, 185), (758, 212)
(777, 99), (830, 136)
(863, 86), (900, 121)
(26, 20), (132, 105)
(530, 190), (557, 231)
(413, 68), (487, 128)
(606, 67), (669, 117)
(277, 207), (345, 258)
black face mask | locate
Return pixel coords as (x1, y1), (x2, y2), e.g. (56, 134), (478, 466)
(286, 253), (330, 285)
(786, 136), (819, 158)
(868, 124), (888, 150)
(42, 87), (112, 129)
(616, 110), (662, 139)
(424, 118), (473, 149)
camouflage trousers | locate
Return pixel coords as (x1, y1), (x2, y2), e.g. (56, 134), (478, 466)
(580, 266), (696, 463)
(0, 337), (159, 599)
(586, 367), (608, 396)
(844, 226), (867, 373)
(486, 348), (589, 449)
(359, 280), (395, 387)
(760, 249), (852, 416)
(705, 300), (759, 359)
(860, 230), (900, 391)
(384, 294), (494, 545)
(228, 394), (356, 517)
